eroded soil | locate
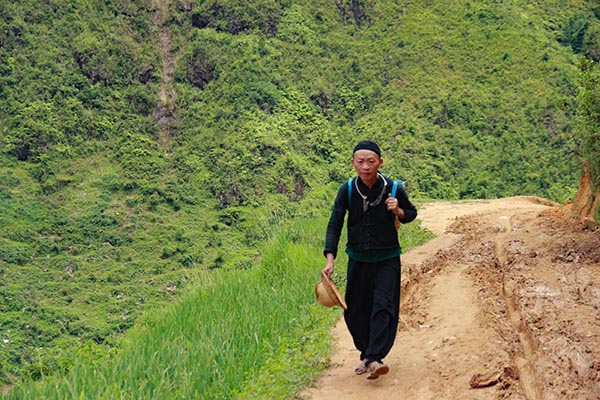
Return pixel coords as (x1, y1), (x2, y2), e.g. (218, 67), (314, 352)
(301, 197), (600, 400)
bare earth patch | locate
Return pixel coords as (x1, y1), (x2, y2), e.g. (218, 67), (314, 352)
(301, 196), (600, 400)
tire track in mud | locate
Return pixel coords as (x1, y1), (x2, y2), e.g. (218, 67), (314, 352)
(495, 215), (543, 400)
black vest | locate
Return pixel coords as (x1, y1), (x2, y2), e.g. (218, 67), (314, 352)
(346, 176), (399, 251)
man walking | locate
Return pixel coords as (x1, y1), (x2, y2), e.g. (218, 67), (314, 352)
(322, 140), (417, 380)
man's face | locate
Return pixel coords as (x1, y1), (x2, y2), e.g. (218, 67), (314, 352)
(351, 149), (383, 182)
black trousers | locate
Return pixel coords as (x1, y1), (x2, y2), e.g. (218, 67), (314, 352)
(344, 256), (400, 364)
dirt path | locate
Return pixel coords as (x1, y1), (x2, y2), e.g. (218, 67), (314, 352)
(301, 196), (600, 400)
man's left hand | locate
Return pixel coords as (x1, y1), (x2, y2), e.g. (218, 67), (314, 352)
(386, 194), (404, 219)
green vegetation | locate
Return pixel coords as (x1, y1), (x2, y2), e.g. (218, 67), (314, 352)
(1, 0), (600, 397)
(1, 217), (432, 399)
(575, 57), (600, 220)
(576, 58), (600, 189)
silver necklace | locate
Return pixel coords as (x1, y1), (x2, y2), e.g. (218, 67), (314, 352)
(354, 173), (387, 212)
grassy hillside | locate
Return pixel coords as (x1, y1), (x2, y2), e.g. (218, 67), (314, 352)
(1, 0), (600, 392)
(1, 217), (432, 399)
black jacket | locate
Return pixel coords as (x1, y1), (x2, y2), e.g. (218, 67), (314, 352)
(324, 175), (417, 258)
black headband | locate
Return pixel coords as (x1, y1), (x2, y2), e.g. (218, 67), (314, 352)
(353, 140), (381, 157)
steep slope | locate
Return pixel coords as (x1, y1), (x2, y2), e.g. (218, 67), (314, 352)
(169, 0), (585, 202)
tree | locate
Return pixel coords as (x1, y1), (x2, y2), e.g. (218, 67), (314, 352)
(576, 58), (600, 188)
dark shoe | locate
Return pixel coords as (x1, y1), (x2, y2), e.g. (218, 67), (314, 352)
(366, 361), (389, 380)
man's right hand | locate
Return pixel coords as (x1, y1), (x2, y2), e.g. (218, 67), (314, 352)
(322, 253), (335, 278)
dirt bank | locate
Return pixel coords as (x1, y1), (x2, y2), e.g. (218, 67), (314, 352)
(572, 170), (600, 225)
(301, 196), (600, 400)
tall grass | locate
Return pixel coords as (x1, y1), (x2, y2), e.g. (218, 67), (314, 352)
(2, 216), (432, 399)
(2, 216), (337, 399)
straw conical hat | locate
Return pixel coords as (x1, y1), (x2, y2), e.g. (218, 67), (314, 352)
(315, 271), (347, 310)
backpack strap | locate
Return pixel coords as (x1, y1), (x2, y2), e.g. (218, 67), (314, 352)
(349, 177), (400, 205)
(391, 180), (401, 230)
(347, 178), (353, 205)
